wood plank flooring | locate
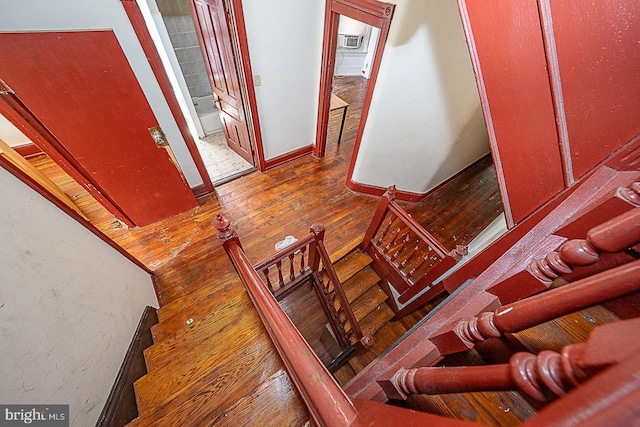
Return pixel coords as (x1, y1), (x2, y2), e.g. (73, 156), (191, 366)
(26, 75), (508, 425)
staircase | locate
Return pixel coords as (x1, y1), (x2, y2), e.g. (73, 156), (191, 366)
(126, 271), (310, 426)
(327, 248), (395, 357)
(124, 241), (395, 426)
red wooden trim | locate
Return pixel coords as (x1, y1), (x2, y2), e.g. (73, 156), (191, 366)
(334, 0), (393, 20)
(315, 0), (395, 162)
(13, 143), (43, 159)
(120, 0), (214, 196)
(0, 87), (135, 228)
(219, 232), (359, 426)
(264, 145), (314, 170)
(538, 0), (573, 186)
(191, 183), (209, 199)
(0, 156), (153, 276)
(228, 0), (266, 172)
(314, 2), (339, 159)
(346, 179), (424, 202)
(456, 0), (513, 227)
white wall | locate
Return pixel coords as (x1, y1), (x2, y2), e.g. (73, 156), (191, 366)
(351, 0), (490, 193)
(0, 0), (203, 188)
(0, 114), (31, 147)
(242, 0), (325, 159)
(0, 168), (158, 426)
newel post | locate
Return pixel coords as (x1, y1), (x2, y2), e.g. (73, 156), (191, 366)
(361, 185), (396, 252)
(309, 223), (325, 272)
(214, 213), (242, 250)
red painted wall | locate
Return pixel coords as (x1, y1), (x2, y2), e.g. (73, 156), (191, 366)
(548, 0), (640, 179)
(460, 0), (565, 226)
(460, 0), (640, 226)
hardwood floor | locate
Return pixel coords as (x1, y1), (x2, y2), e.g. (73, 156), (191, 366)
(27, 75), (509, 424)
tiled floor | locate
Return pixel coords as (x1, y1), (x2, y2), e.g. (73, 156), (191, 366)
(195, 132), (253, 183)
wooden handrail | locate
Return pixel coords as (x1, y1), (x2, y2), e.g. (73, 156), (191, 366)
(214, 215), (359, 426)
(431, 258), (640, 355)
(315, 238), (372, 347)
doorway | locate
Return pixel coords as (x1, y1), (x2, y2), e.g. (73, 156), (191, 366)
(315, 0), (394, 164)
(142, 0), (256, 184)
(324, 16), (379, 155)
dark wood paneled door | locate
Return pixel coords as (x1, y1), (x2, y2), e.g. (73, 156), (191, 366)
(191, 0), (254, 165)
(0, 31), (198, 227)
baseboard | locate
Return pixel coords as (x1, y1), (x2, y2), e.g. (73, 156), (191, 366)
(264, 145), (313, 170)
(346, 154), (494, 203)
(191, 183), (211, 199)
(96, 306), (158, 427)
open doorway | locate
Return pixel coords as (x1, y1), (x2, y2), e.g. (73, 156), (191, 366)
(325, 16), (378, 155)
(315, 0), (394, 165)
(142, 0), (255, 184)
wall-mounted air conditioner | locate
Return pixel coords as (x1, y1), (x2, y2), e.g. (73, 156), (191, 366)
(339, 34), (363, 49)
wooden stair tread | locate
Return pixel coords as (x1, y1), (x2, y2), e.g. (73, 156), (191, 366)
(144, 293), (252, 372)
(351, 285), (388, 322)
(358, 303), (395, 338)
(331, 249), (373, 283)
(328, 236), (362, 264)
(151, 280), (245, 343)
(134, 305), (266, 414)
(342, 265), (381, 304)
(129, 368), (308, 427)
(157, 271), (242, 322)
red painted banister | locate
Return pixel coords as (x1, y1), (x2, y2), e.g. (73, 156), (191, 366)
(214, 215), (359, 426)
(382, 318), (640, 403)
(431, 258), (640, 355)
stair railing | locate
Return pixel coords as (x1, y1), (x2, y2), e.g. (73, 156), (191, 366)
(380, 317), (640, 403)
(488, 205), (640, 303)
(242, 220), (369, 351)
(361, 186), (467, 306)
(216, 214), (640, 426)
(213, 215), (359, 426)
(252, 228), (318, 300)
(429, 258), (640, 356)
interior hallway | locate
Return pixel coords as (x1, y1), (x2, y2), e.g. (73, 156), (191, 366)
(29, 75), (502, 307)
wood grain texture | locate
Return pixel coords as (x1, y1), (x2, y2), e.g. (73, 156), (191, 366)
(28, 76), (505, 425)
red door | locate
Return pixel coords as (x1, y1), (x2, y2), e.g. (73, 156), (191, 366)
(191, 0), (255, 165)
(0, 31), (198, 226)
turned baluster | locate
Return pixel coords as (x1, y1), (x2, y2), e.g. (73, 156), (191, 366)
(390, 230), (412, 262)
(261, 267), (275, 294)
(275, 260), (284, 288)
(288, 253), (295, 282)
(528, 207), (640, 284)
(384, 225), (403, 253)
(431, 259), (640, 354)
(408, 248), (435, 278)
(299, 246), (307, 274)
(617, 181), (640, 205)
(380, 344), (588, 401)
(400, 242), (422, 269)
